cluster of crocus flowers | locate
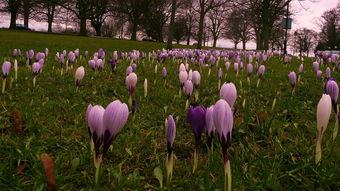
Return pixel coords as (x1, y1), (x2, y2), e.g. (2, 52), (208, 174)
(125, 72), (138, 106)
(213, 99), (233, 191)
(316, 94), (332, 164)
(75, 66), (85, 90)
(165, 115), (176, 183)
(2, 61), (11, 93)
(288, 72), (296, 94)
(86, 100), (129, 184)
(187, 106), (206, 173)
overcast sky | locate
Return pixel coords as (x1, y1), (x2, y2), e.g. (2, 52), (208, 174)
(0, 0), (338, 49)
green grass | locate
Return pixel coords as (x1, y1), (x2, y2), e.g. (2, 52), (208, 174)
(0, 30), (339, 190)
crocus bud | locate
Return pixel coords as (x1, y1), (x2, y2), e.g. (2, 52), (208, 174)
(166, 115), (176, 152)
(126, 72), (138, 94)
(326, 67), (331, 79)
(162, 67), (167, 79)
(88, 60), (96, 70)
(2, 61), (11, 78)
(184, 80), (193, 98)
(220, 82), (237, 108)
(316, 70), (322, 79)
(325, 79), (339, 111)
(126, 66), (133, 76)
(87, 105), (105, 156)
(75, 66), (85, 86)
(225, 62), (230, 71)
(247, 64), (253, 77)
(32, 62), (40, 76)
(218, 68), (223, 79)
(188, 69), (193, 81)
(192, 71), (201, 89)
(179, 64), (186, 72)
(289, 72), (296, 87)
(179, 71), (188, 86)
(258, 65), (265, 78)
(298, 64), (303, 75)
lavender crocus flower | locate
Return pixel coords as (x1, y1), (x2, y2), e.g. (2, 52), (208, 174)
(313, 62), (319, 73)
(258, 65), (265, 78)
(126, 66), (133, 76)
(102, 100), (129, 155)
(88, 60), (96, 70)
(87, 105), (105, 156)
(247, 64), (253, 77)
(316, 70), (322, 79)
(289, 72), (296, 87)
(162, 67), (167, 79)
(68, 51), (75, 63)
(96, 59), (103, 71)
(218, 68), (223, 80)
(166, 115), (176, 154)
(125, 72), (138, 95)
(2, 61), (11, 78)
(326, 67), (331, 79)
(220, 82), (237, 108)
(32, 62), (40, 76)
(185, 80), (193, 98)
(192, 71), (201, 89)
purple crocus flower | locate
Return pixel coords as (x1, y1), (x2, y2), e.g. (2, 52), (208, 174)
(212, 99), (233, 166)
(125, 72), (138, 95)
(325, 79), (339, 112)
(188, 106), (206, 150)
(68, 52), (75, 63)
(96, 59), (103, 71)
(166, 115), (176, 154)
(326, 67), (331, 79)
(84, 50), (89, 58)
(108, 59), (116, 72)
(185, 80), (193, 98)
(289, 72), (296, 87)
(13, 49), (18, 57)
(126, 66), (133, 76)
(98, 49), (105, 59)
(262, 54), (268, 62)
(205, 106), (215, 149)
(32, 62), (40, 76)
(38, 59), (44, 69)
(36, 52), (45, 61)
(102, 100), (129, 155)
(247, 64), (253, 77)
(28, 49), (34, 60)
(192, 71), (201, 89)
(88, 60), (96, 70)
(2, 61), (11, 78)
(313, 62), (319, 73)
(258, 65), (265, 78)
(316, 70), (322, 79)
(87, 105), (105, 157)
(220, 82), (237, 108)
(162, 67), (167, 79)
(298, 64), (303, 75)
(218, 68), (223, 79)
(59, 54), (65, 65)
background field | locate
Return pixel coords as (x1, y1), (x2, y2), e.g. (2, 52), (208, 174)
(0, 30), (339, 190)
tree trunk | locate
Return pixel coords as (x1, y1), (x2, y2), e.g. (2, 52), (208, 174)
(242, 41), (246, 50)
(213, 37), (217, 47)
(263, 24), (270, 51)
(234, 42), (238, 49)
(131, 22), (137, 40)
(48, 20), (52, 32)
(79, 17), (87, 36)
(197, 9), (205, 49)
(24, 11), (29, 28)
(166, 0), (177, 50)
(9, 10), (17, 29)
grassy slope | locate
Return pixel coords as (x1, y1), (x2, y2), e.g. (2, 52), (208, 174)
(0, 30), (339, 190)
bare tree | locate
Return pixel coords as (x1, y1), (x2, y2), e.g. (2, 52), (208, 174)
(20, 0), (36, 28)
(166, 0), (177, 49)
(1, 0), (21, 29)
(207, 6), (226, 47)
(173, 17), (187, 44)
(90, 0), (110, 36)
(194, 0), (231, 49)
(33, 0), (59, 32)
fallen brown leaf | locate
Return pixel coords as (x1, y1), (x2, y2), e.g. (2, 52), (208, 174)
(40, 153), (57, 191)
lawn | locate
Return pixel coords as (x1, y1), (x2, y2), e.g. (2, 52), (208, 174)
(0, 30), (339, 190)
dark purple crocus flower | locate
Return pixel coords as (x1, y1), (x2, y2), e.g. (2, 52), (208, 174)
(188, 106), (206, 149)
(132, 100), (137, 114)
(325, 79), (339, 113)
(108, 59), (116, 72)
(166, 115), (176, 154)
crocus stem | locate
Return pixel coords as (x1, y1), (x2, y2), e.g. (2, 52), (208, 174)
(15, 69), (17, 81)
(297, 75), (301, 83)
(315, 135), (322, 164)
(2, 78), (6, 93)
(226, 160), (232, 191)
(185, 99), (189, 110)
(272, 98), (277, 110)
(247, 77), (250, 85)
(193, 149), (198, 173)
(256, 79), (260, 87)
(292, 87), (295, 95)
(33, 76), (36, 87)
(333, 110), (338, 141)
(194, 90), (199, 101)
(208, 68), (211, 76)
(218, 80), (221, 90)
(166, 152), (174, 184)
(94, 156), (102, 185)
(61, 68), (63, 75)
(179, 87), (182, 97)
(128, 95), (132, 107)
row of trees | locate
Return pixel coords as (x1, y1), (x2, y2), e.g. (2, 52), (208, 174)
(1, 0), (338, 51)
